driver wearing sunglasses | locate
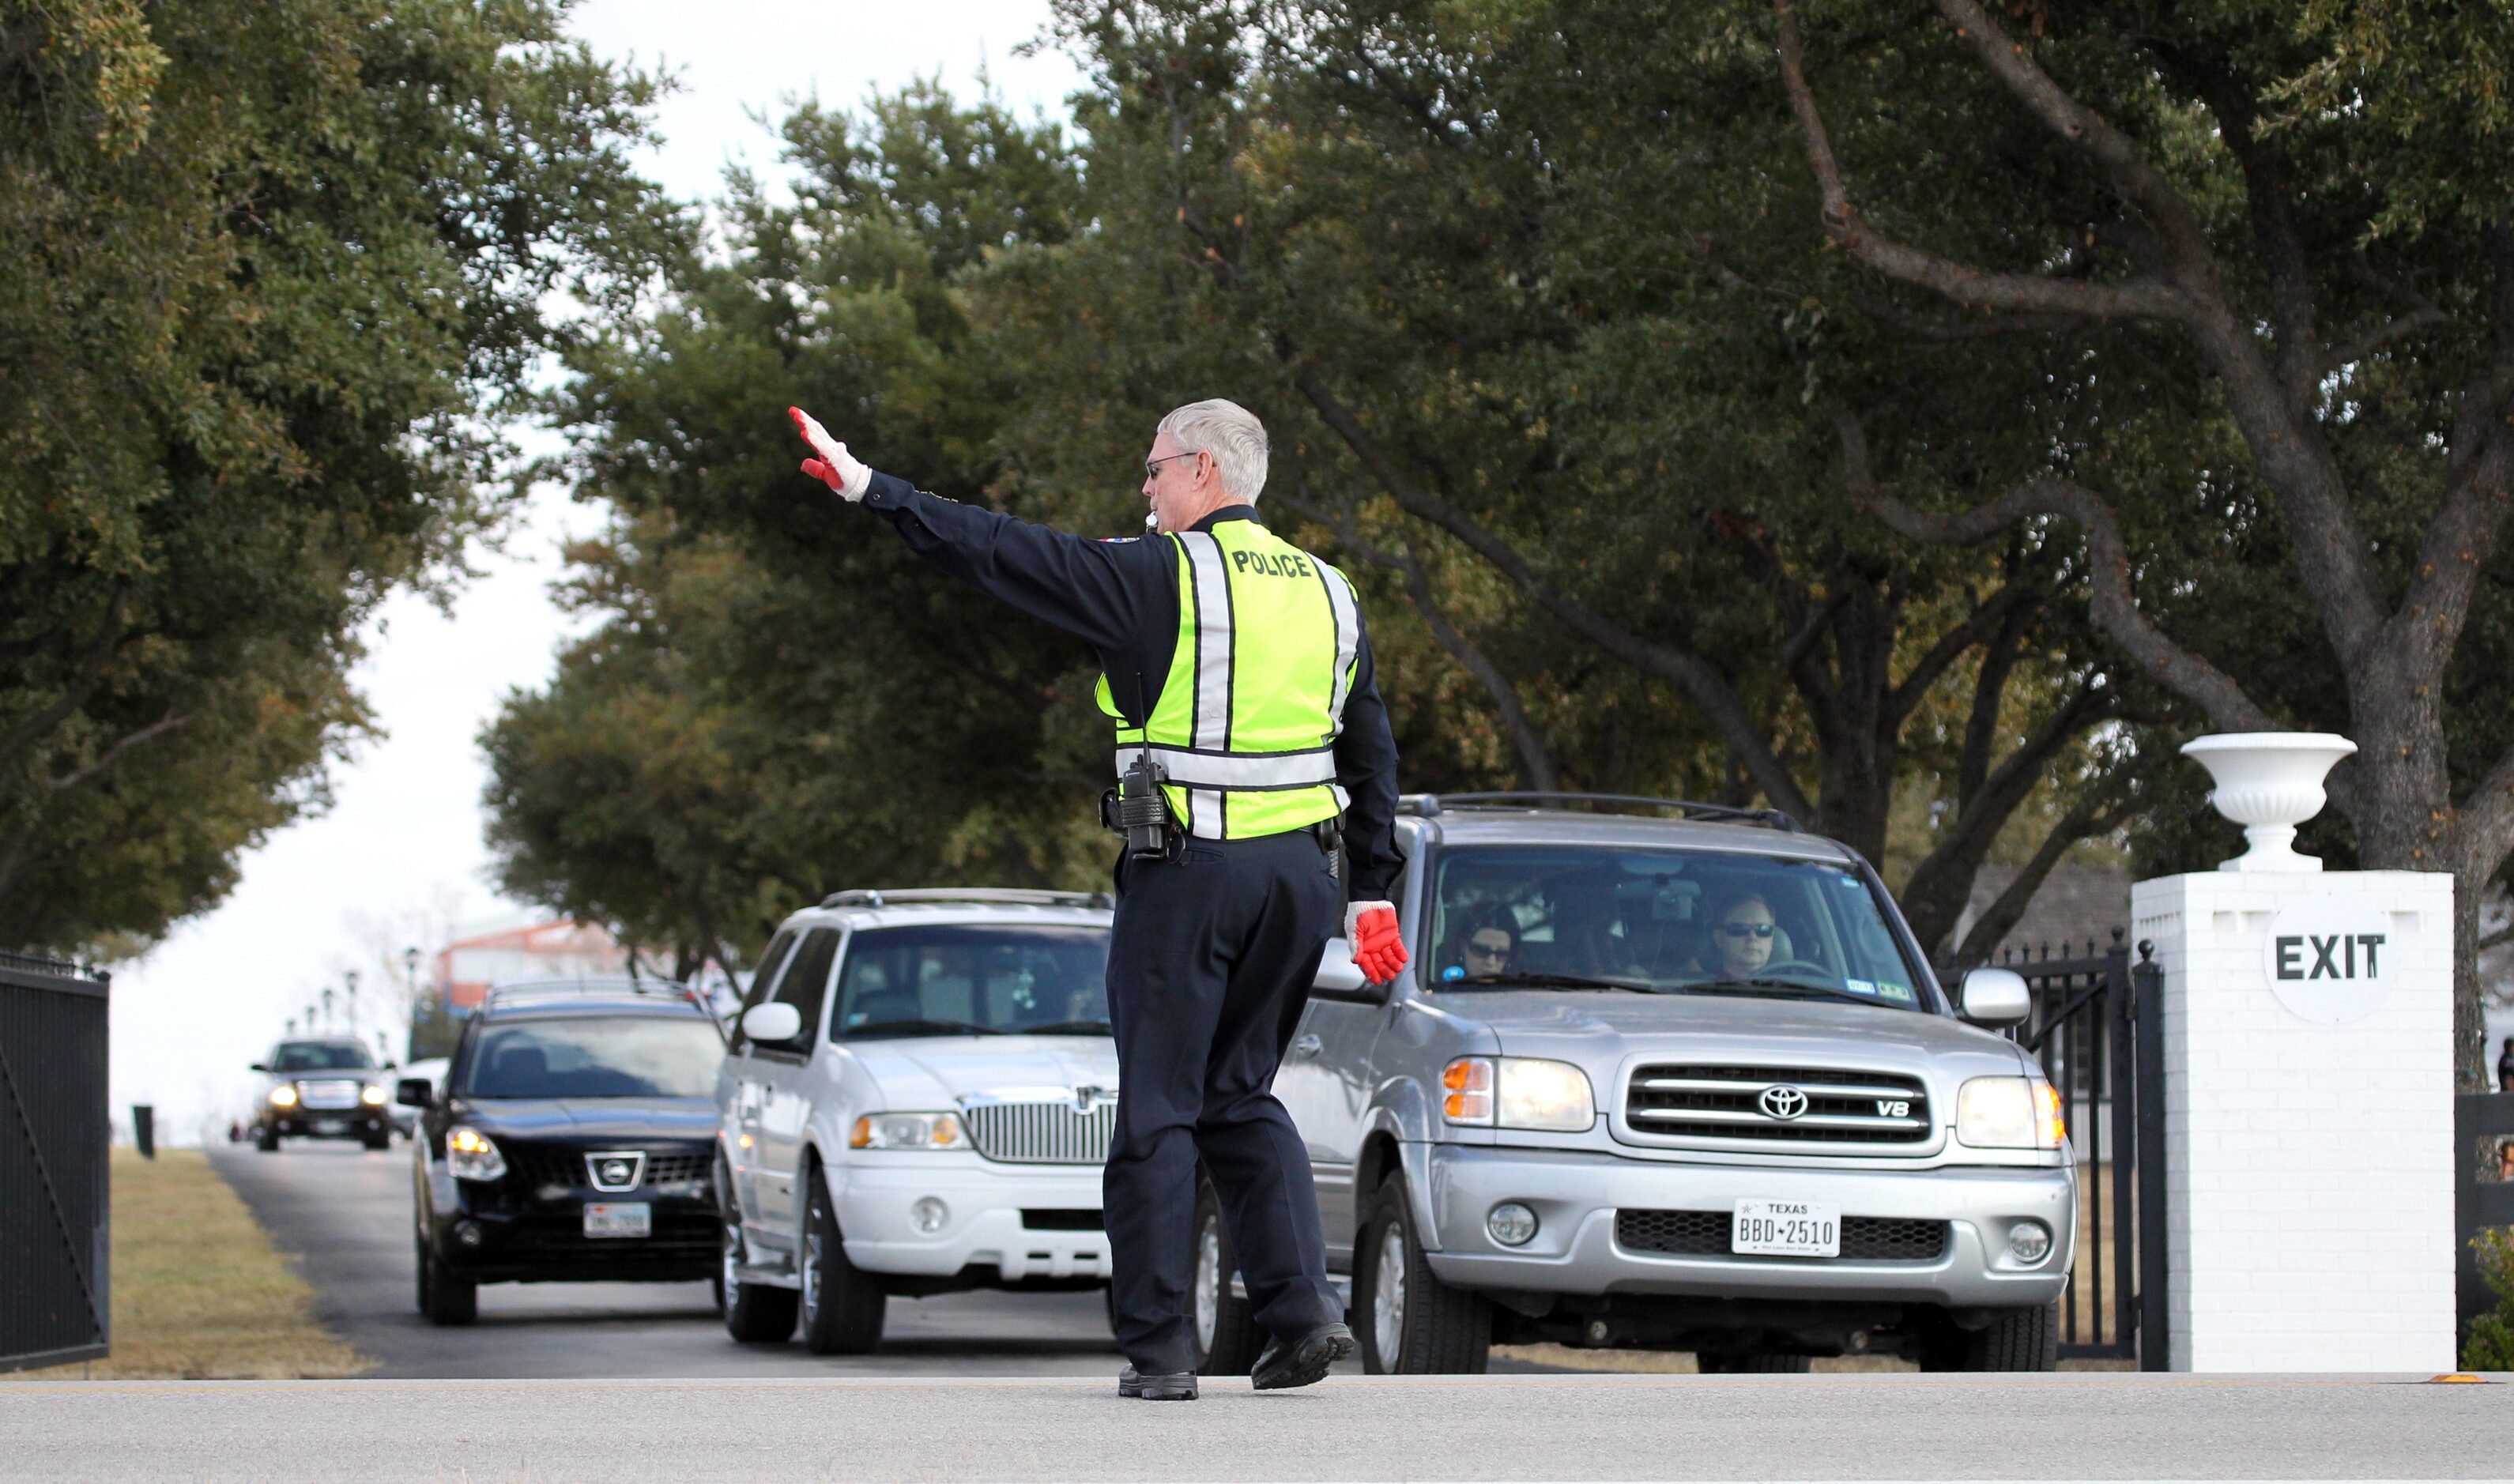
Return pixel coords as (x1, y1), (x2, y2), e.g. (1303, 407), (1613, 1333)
(1697, 891), (1779, 981)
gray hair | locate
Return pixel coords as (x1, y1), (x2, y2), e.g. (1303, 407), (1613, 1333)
(1156, 398), (1269, 502)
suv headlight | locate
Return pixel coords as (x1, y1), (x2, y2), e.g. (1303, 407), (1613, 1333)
(1442, 1058), (1595, 1132)
(1956, 1076), (2065, 1150)
(446, 1126), (507, 1181)
(268, 1085), (298, 1107)
(361, 1085), (387, 1106)
(850, 1113), (964, 1150)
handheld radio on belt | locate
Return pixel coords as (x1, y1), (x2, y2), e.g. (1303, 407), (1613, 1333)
(1115, 738), (1173, 859)
(1102, 668), (1176, 860)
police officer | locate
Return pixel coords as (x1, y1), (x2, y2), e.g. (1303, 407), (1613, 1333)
(787, 397), (1411, 1400)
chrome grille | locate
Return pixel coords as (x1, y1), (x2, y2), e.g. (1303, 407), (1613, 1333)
(961, 1100), (1116, 1165)
(1625, 1064), (1931, 1143)
(1615, 1209), (1949, 1261)
(296, 1079), (364, 1110)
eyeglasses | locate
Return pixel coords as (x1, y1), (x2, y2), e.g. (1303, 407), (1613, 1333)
(1464, 939), (1513, 960)
(1144, 451), (1202, 481)
(1716, 923), (1777, 940)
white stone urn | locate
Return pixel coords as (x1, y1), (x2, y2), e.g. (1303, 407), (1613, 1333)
(2179, 732), (2358, 872)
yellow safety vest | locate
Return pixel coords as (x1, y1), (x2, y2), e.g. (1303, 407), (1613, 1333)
(1094, 518), (1360, 840)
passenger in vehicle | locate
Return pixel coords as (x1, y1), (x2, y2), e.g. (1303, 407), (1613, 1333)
(1438, 906), (1518, 981)
(1692, 891), (1783, 981)
(1547, 883), (1649, 981)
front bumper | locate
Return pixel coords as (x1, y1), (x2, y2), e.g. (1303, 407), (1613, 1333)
(428, 1165), (718, 1283)
(266, 1109), (387, 1139)
(834, 1158), (1109, 1283)
(1416, 1143), (2074, 1309)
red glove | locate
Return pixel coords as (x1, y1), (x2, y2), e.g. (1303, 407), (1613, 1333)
(1345, 900), (1408, 985)
(788, 406), (870, 499)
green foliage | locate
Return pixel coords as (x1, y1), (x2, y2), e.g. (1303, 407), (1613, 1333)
(2463, 1226), (2514, 1372)
(0, 0), (674, 951)
(489, 88), (1109, 967)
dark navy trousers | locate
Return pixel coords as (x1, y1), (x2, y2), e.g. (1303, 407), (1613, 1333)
(1102, 829), (1345, 1373)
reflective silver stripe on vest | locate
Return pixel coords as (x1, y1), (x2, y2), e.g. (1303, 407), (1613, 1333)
(1111, 744), (1339, 791)
(1178, 533), (1234, 838)
(1317, 562), (1359, 738)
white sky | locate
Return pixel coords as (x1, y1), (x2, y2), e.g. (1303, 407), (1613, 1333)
(109, 1), (1081, 1145)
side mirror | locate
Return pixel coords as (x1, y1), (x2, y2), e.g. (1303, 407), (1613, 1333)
(1958, 967), (2032, 1027)
(742, 1002), (805, 1045)
(394, 1078), (434, 1109)
(1314, 938), (1385, 1002)
(248, 1062), (269, 1073)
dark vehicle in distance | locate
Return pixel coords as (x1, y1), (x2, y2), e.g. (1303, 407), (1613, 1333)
(251, 1038), (396, 1151)
(404, 978), (726, 1324)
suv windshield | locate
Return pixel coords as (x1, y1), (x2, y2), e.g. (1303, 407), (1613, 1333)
(1428, 845), (1928, 1010)
(462, 1015), (724, 1098)
(832, 925), (1112, 1038)
(272, 1041), (375, 1072)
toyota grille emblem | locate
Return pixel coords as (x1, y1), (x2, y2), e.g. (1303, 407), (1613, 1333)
(1758, 1084), (1810, 1121)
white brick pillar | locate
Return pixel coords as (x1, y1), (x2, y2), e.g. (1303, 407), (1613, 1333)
(2132, 865), (2456, 1370)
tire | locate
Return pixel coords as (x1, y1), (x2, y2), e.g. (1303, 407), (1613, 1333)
(718, 1159), (799, 1344)
(1354, 1173), (1490, 1373)
(363, 1128), (391, 1152)
(1917, 1299), (2059, 1372)
(799, 1165), (885, 1354)
(256, 1125), (279, 1153)
(1190, 1177), (1262, 1376)
(1698, 1351), (1812, 1373)
(416, 1234), (477, 1326)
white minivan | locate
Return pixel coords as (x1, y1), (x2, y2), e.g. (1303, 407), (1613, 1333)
(714, 887), (1120, 1352)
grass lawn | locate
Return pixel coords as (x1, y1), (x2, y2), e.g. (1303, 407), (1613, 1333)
(21, 1148), (368, 1380)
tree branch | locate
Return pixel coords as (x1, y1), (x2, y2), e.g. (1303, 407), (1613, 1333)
(0, 586), (128, 764)
(1947, 797), (2131, 967)
(1771, 0), (2187, 322)
(1832, 406), (2279, 732)
(40, 710), (185, 795)
(1857, 299), (2091, 343)
(1272, 485), (1561, 792)
(1289, 361), (1816, 821)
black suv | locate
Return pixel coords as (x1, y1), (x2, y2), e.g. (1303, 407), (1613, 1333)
(251, 1038), (395, 1151)
(403, 978), (726, 1324)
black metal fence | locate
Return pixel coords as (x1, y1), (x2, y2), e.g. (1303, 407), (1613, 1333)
(1957, 932), (2169, 1369)
(0, 951), (110, 1373)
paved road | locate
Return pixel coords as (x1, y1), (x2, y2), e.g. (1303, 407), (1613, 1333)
(9, 1373), (2513, 1481)
(209, 1142), (1130, 1378)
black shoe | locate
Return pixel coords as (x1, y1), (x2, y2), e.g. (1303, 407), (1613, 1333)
(1118, 1366), (1198, 1400)
(1251, 1322), (1355, 1390)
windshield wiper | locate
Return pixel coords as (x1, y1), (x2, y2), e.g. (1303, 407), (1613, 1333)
(1018, 1020), (1114, 1036)
(1690, 977), (1891, 1008)
(840, 1019), (1008, 1038)
(1447, 972), (1665, 994)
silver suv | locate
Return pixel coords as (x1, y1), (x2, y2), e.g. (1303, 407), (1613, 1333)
(713, 888), (1118, 1353)
(1209, 794), (2071, 1373)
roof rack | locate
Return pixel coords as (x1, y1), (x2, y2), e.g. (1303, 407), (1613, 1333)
(482, 975), (703, 1008)
(818, 887), (1118, 910)
(1398, 792), (1800, 833)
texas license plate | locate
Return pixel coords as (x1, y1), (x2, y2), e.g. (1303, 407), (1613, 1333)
(1732, 1199), (1839, 1256)
(582, 1202), (651, 1239)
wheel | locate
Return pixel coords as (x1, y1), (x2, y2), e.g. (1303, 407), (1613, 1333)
(1190, 1177), (1262, 1375)
(718, 1158), (798, 1344)
(416, 1233), (477, 1326)
(1698, 1351), (1812, 1373)
(1355, 1173), (1490, 1373)
(1916, 1299), (2059, 1371)
(799, 1166), (885, 1354)
(363, 1128), (391, 1151)
(256, 1125), (279, 1153)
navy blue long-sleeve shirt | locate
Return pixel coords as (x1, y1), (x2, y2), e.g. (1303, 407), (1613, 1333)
(859, 470), (1404, 900)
